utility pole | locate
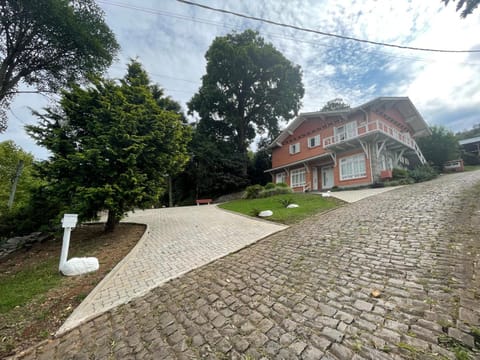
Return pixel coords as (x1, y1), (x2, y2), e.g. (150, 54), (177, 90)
(8, 160), (24, 209)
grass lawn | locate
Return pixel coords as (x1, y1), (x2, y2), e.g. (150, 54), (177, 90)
(0, 224), (144, 358)
(464, 165), (480, 172)
(218, 193), (342, 225)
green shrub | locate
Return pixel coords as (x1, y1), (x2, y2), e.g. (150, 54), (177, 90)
(258, 187), (292, 198)
(243, 184), (264, 199)
(392, 168), (409, 179)
(275, 182), (288, 188)
(279, 198), (294, 207)
(264, 182), (276, 190)
(408, 165), (438, 183)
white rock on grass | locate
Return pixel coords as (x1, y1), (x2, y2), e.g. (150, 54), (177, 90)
(322, 191), (332, 198)
(286, 204), (299, 208)
(258, 210), (273, 217)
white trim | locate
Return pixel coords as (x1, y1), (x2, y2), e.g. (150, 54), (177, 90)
(339, 153), (367, 181)
(275, 172), (286, 184)
(289, 142), (300, 154)
(307, 134), (321, 148)
(290, 168), (306, 187)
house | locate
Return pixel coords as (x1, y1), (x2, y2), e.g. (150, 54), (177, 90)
(459, 136), (480, 156)
(267, 97), (431, 191)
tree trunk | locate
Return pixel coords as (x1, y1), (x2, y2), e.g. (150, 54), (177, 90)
(105, 210), (118, 233)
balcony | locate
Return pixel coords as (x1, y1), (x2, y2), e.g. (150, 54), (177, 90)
(323, 119), (426, 164)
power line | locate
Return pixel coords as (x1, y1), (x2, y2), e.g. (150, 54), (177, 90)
(177, 0), (480, 54)
(97, 0), (480, 66)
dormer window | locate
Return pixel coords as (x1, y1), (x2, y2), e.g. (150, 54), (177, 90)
(289, 142), (300, 154)
(308, 134), (321, 148)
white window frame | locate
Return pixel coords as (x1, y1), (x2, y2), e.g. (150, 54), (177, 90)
(308, 134), (321, 148)
(290, 168), (306, 187)
(275, 172), (286, 184)
(340, 153), (367, 181)
(334, 121), (357, 141)
(289, 142), (300, 154)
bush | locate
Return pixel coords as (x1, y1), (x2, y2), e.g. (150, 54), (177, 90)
(408, 165), (438, 183)
(243, 183), (292, 199)
(259, 187), (292, 198)
(264, 182), (276, 190)
(392, 168), (409, 180)
(243, 184), (264, 199)
(275, 182), (289, 188)
(279, 198), (294, 207)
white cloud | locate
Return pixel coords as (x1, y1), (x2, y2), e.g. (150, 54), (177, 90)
(1, 0), (479, 159)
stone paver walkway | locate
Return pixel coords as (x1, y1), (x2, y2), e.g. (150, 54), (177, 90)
(57, 206), (287, 335)
(15, 171), (480, 359)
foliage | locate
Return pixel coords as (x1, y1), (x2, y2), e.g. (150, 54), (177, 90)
(0, 0), (119, 132)
(258, 187), (293, 198)
(456, 123), (480, 140)
(392, 168), (409, 180)
(243, 183), (293, 199)
(264, 182), (276, 190)
(244, 184), (264, 199)
(0, 141), (40, 211)
(26, 61), (191, 231)
(0, 181), (65, 238)
(321, 98), (351, 112)
(276, 182), (289, 188)
(417, 126), (460, 169)
(408, 165), (438, 183)
(442, 0), (480, 18)
(170, 117), (249, 205)
(248, 139), (272, 186)
(188, 29), (304, 175)
(279, 197), (294, 207)
(219, 193), (338, 225)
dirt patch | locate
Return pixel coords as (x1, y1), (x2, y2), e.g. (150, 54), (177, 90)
(0, 223), (145, 358)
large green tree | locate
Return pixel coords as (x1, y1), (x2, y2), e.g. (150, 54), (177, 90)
(0, 0), (119, 132)
(417, 126), (460, 169)
(188, 30), (304, 176)
(27, 61), (191, 231)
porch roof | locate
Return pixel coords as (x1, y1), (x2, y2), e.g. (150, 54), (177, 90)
(269, 97), (431, 149)
(265, 153), (333, 173)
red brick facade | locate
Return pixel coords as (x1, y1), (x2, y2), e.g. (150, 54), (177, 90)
(268, 97), (430, 191)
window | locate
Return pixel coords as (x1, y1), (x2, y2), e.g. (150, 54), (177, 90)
(290, 168), (306, 187)
(340, 153), (366, 180)
(334, 121), (357, 141)
(275, 172), (286, 184)
(308, 134), (321, 148)
(289, 142), (300, 154)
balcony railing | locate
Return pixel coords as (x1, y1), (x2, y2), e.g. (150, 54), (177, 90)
(323, 119), (426, 164)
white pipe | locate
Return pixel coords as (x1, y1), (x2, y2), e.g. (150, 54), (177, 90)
(59, 227), (72, 271)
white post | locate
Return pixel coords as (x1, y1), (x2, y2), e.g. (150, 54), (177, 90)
(59, 214), (78, 272)
(59, 227), (72, 271)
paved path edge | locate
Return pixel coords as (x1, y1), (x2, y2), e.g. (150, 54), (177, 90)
(56, 215), (288, 336)
(56, 221), (151, 336)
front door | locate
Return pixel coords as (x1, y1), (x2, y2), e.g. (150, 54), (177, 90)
(312, 167), (318, 191)
(322, 167), (334, 189)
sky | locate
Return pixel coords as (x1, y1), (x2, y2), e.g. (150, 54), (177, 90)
(1, 0), (479, 159)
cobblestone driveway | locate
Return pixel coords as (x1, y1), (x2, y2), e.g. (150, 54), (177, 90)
(17, 172), (480, 359)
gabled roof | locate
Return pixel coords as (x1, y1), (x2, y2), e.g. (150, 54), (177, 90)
(459, 136), (480, 146)
(269, 97), (431, 148)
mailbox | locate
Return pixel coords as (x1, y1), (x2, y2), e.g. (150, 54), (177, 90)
(62, 214), (78, 228)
